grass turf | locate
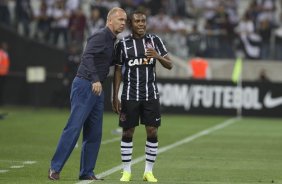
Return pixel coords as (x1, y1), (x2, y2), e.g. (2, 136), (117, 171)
(0, 107), (281, 184)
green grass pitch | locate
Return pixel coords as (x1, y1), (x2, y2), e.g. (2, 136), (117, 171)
(0, 107), (282, 184)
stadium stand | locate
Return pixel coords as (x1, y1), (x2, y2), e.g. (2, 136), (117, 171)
(1, 1), (282, 73)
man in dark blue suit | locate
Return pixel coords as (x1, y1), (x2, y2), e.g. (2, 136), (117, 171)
(48, 7), (127, 181)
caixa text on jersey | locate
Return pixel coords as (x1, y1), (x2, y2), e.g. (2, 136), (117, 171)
(128, 58), (154, 66)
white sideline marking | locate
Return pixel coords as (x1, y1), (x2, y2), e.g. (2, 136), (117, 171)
(101, 137), (120, 145)
(76, 117), (238, 184)
(0, 160), (37, 174)
(75, 137), (120, 149)
(0, 160), (24, 163)
(10, 165), (24, 169)
(0, 170), (9, 173)
(0, 160), (37, 164)
(23, 161), (37, 165)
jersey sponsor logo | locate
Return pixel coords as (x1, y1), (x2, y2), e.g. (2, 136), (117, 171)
(128, 58), (154, 66)
(263, 92), (282, 108)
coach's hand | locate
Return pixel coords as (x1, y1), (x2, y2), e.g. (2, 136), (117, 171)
(112, 97), (121, 114)
(92, 81), (102, 96)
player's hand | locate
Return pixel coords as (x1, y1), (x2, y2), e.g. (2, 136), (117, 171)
(145, 48), (159, 59)
(112, 97), (121, 114)
(92, 81), (102, 96)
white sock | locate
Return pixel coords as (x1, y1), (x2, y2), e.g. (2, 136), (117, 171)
(121, 141), (133, 173)
(145, 141), (158, 173)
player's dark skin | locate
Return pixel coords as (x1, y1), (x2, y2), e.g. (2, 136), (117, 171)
(112, 13), (172, 138)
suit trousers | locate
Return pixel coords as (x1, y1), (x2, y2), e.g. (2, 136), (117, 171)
(50, 76), (104, 177)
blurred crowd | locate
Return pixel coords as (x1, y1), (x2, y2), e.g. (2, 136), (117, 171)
(0, 0), (282, 60)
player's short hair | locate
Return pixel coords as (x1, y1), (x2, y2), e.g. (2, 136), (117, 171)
(128, 10), (146, 25)
(107, 7), (125, 21)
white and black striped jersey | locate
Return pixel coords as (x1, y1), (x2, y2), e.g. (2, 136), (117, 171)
(115, 33), (168, 101)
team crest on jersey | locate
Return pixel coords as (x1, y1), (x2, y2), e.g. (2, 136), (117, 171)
(120, 113), (126, 122)
(145, 42), (153, 49)
(128, 58), (154, 66)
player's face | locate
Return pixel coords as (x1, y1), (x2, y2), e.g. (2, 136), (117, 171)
(131, 14), (146, 38)
(110, 10), (127, 35)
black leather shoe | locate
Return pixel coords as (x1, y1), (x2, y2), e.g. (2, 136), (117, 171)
(48, 168), (60, 180)
(79, 175), (104, 180)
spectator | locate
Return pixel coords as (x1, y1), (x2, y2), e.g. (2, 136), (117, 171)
(188, 52), (211, 80)
(120, 0), (146, 13)
(203, 0), (219, 22)
(235, 13), (261, 59)
(100, 0), (121, 10)
(186, 25), (204, 57)
(44, 0), (56, 12)
(274, 13), (282, 60)
(33, 0), (53, 42)
(0, 42), (10, 106)
(224, 0), (239, 25)
(146, 0), (162, 15)
(87, 8), (105, 36)
(0, 0), (11, 26)
(90, 0), (108, 21)
(51, 0), (70, 48)
(15, 0), (33, 37)
(90, 0), (121, 21)
(172, 0), (187, 17)
(69, 7), (87, 44)
(245, 0), (260, 27)
(168, 14), (186, 34)
(257, 0), (276, 25)
(258, 19), (273, 59)
(147, 8), (170, 33)
(65, 0), (80, 13)
(212, 5), (236, 58)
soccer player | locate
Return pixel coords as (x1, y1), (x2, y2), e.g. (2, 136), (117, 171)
(112, 10), (173, 182)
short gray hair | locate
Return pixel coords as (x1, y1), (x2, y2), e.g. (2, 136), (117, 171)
(107, 7), (125, 21)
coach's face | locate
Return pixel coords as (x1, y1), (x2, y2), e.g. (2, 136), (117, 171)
(111, 10), (127, 35)
(132, 13), (146, 38)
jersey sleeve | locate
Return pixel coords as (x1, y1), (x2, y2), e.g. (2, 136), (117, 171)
(114, 40), (124, 66)
(154, 35), (168, 57)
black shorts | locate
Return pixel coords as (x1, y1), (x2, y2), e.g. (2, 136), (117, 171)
(119, 99), (161, 128)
